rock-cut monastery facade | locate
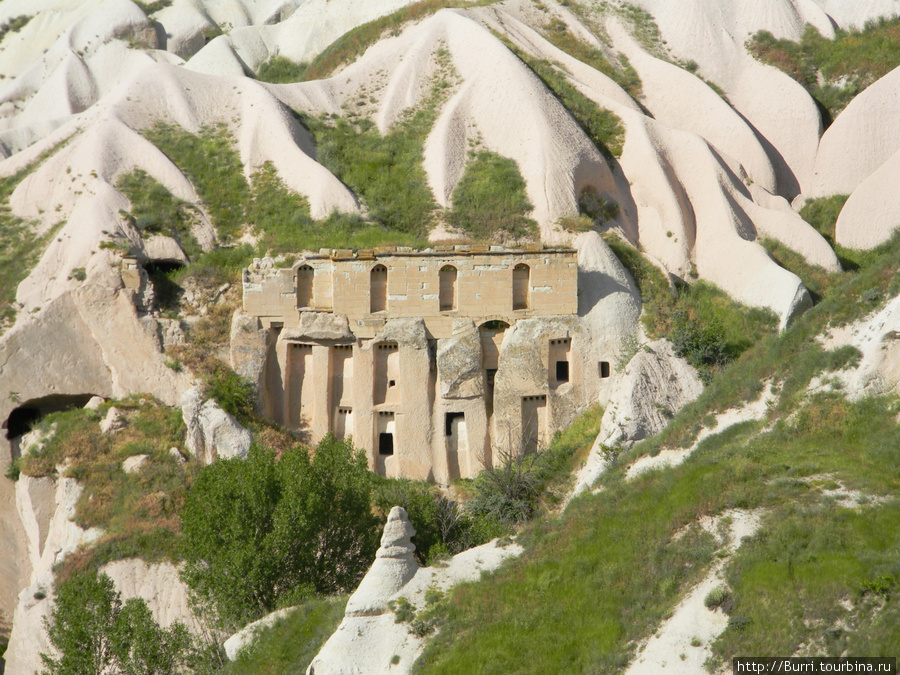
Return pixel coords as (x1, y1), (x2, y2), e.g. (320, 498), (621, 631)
(235, 245), (612, 482)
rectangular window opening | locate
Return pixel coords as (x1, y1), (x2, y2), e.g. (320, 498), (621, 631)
(445, 412), (465, 436)
(378, 432), (394, 456)
(555, 360), (569, 383)
(600, 361), (611, 378)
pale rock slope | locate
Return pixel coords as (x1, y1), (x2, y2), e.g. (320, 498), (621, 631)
(184, 0), (421, 76)
(274, 8), (617, 243)
(607, 18), (778, 195)
(813, 0), (900, 29)
(811, 65), (900, 249)
(4, 475), (104, 675)
(574, 230), (642, 395)
(101, 558), (200, 633)
(631, 0), (829, 197)
(0, 0), (168, 154)
(597, 338), (703, 449)
(811, 65), (900, 199)
(833, 148), (900, 250)
(471, 4), (837, 323)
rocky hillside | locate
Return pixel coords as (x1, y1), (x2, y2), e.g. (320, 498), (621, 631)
(1, 0), (899, 672)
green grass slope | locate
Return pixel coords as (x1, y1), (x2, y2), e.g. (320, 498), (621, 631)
(411, 232), (900, 671)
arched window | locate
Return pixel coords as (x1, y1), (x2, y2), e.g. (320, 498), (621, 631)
(296, 265), (314, 308)
(513, 263), (530, 310)
(439, 265), (457, 311)
(370, 264), (387, 313)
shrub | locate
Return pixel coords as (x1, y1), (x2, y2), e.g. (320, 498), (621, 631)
(180, 436), (380, 628)
(447, 151), (537, 241)
(41, 568), (193, 675)
(255, 56), (309, 83)
(4, 457), (21, 481)
(143, 123), (249, 242)
(204, 368), (256, 424)
(0, 15), (31, 44)
(305, 106), (440, 237)
(703, 585), (731, 610)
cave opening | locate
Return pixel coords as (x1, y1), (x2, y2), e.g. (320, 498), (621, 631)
(3, 394), (98, 441)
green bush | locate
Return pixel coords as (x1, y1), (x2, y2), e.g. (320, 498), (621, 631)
(4, 457), (21, 481)
(204, 367), (256, 424)
(0, 15), (31, 44)
(180, 436), (380, 628)
(143, 123), (249, 242)
(467, 404), (603, 528)
(255, 56), (309, 83)
(41, 568), (194, 675)
(703, 585), (731, 610)
(447, 151), (536, 241)
(305, 109), (440, 237)
(133, 0), (171, 14)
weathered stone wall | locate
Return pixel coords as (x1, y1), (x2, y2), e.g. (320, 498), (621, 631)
(239, 245), (611, 483)
(243, 246), (578, 339)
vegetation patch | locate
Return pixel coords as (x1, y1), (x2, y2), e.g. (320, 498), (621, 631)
(218, 596), (347, 674)
(0, 15), (31, 44)
(116, 169), (202, 260)
(0, 142), (67, 333)
(180, 436), (379, 629)
(541, 17), (641, 98)
(42, 567), (204, 675)
(447, 150), (536, 242)
(19, 396), (197, 573)
(133, 0), (172, 15)
(499, 37), (625, 159)
(603, 236), (777, 380)
(143, 123), (248, 242)
(247, 162), (422, 254)
(415, 460), (718, 672)
(255, 55), (310, 84)
(415, 388), (900, 672)
(301, 78), (448, 238)
(748, 18), (900, 123)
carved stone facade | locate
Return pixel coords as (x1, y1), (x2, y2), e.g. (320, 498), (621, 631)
(238, 245), (607, 482)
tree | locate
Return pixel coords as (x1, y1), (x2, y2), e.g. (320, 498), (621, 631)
(41, 569), (192, 675)
(180, 436), (380, 628)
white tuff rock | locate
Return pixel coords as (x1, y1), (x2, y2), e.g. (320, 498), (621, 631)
(308, 507), (522, 675)
(181, 387), (252, 464)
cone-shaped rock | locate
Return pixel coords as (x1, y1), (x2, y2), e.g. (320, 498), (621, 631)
(344, 506), (418, 617)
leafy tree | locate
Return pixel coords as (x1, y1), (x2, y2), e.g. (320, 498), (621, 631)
(180, 436), (380, 628)
(41, 568), (192, 675)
